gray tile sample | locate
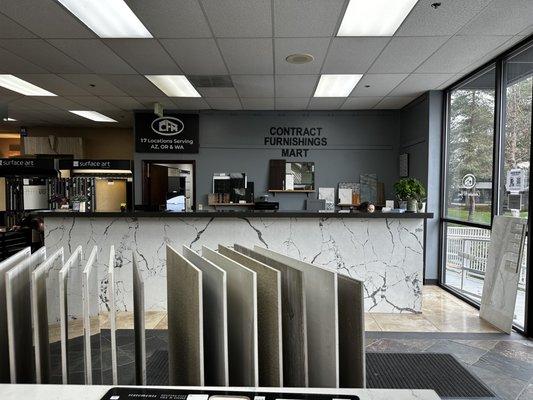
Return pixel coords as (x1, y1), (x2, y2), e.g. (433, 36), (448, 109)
(82, 246), (101, 385)
(253, 246), (338, 388)
(6, 247), (46, 383)
(58, 245), (83, 384)
(480, 216), (527, 333)
(31, 247), (64, 384)
(0, 247), (31, 383)
(182, 246), (228, 386)
(338, 275), (365, 388)
(166, 246), (204, 386)
(218, 245), (283, 387)
(202, 246), (258, 387)
(234, 244), (308, 387)
(360, 174), (378, 203)
(133, 253), (147, 385)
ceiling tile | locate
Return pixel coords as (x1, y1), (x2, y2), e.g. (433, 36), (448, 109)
(416, 36), (512, 73)
(201, 0), (272, 37)
(16, 74), (91, 96)
(161, 39), (228, 75)
(197, 87), (238, 98)
(396, 0), (491, 36)
(0, 48), (47, 73)
(99, 96), (144, 110)
(171, 98), (210, 110)
(275, 75), (318, 98)
(0, 0), (94, 38)
(374, 96), (415, 109)
(104, 39), (181, 74)
(275, 98), (309, 110)
(368, 36), (450, 74)
(273, 0), (345, 37)
(232, 75), (274, 98)
(322, 38), (389, 74)
(134, 96), (178, 109)
(218, 39), (273, 75)
(459, 0), (533, 35)
(307, 97), (345, 110)
(0, 39), (89, 73)
(31, 96), (85, 110)
(49, 39), (137, 74)
(7, 97), (58, 110)
(101, 74), (164, 97)
(65, 96), (122, 111)
(341, 97), (383, 110)
(205, 97), (242, 110)
(125, 0), (212, 38)
(60, 74), (127, 96)
(350, 74), (408, 97)
(0, 13), (36, 38)
(389, 74), (454, 96)
(241, 98), (275, 110)
(275, 38), (330, 75)
(0, 87), (23, 105)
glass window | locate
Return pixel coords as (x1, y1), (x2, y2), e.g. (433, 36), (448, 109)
(445, 67), (496, 225)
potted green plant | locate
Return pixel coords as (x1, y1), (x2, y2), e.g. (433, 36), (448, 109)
(394, 178), (426, 212)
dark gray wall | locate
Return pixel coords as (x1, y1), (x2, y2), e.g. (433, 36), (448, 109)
(134, 110), (402, 210)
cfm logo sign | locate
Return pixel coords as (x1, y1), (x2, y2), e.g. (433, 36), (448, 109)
(151, 117), (184, 136)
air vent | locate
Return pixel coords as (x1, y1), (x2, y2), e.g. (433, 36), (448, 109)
(188, 75), (234, 88)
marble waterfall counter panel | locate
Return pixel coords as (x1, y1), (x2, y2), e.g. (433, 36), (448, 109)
(42, 215), (425, 317)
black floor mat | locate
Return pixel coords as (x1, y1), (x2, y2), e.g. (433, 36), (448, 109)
(366, 353), (494, 398)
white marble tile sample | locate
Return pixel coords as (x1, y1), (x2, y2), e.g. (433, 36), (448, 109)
(133, 253), (147, 386)
(183, 246), (228, 386)
(0, 247), (31, 383)
(105, 245), (118, 385)
(218, 245), (283, 387)
(82, 246), (100, 385)
(166, 246), (204, 386)
(202, 246), (258, 387)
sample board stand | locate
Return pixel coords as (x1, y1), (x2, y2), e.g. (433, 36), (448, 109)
(82, 246), (100, 385)
(106, 245), (118, 385)
(133, 253), (147, 385)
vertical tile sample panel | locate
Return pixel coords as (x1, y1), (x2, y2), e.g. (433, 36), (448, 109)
(183, 246), (227, 386)
(480, 216), (527, 333)
(218, 245), (283, 387)
(0, 247), (31, 383)
(166, 245), (204, 386)
(82, 246), (101, 385)
(6, 247), (46, 383)
(253, 245), (338, 388)
(202, 246), (258, 387)
(101, 245), (118, 385)
(31, 248), (64, 384)
(133, 253), (147, 385)
(338, 275), (365, 388)
(360, 174), (378, 203)
(234, 244), (307, 387)
(59, 245), (84, 384)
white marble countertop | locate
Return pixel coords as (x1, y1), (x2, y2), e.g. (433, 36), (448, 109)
(0, 385), (440, 400)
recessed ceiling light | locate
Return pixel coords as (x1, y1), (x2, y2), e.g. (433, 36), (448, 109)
(2, 118), (17, 122)
(286, 53), (314, 64)
(57, 0), (152, 38)
(314, 74), (363, 97)
(338, 0), (418, 36)
(69, 111), (117, 122)
(0, 75), (56, 96)
(145, 75), (201, 97)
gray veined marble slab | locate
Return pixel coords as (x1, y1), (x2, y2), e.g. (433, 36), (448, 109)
(480, 216), (527, 334)
(338, 275), (365, 388)
(6, 247), (46, 383)
(133, 253), (147, 386)
(202, 246), (259, 387)
(103, 245), (118, 385)
(182, 246), (228, 386)
(234, 244), (308, 388)
(166, 245), (204, 386)
(0, 247), (31, 383)
(31, 248), (64, 384)
(59, 245), (83, 384)
(82, 246), (100, 385)
(253, 246), (338, 388)
(218, 245), (283, 387)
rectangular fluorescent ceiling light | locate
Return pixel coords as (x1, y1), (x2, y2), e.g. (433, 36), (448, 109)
(2, 118), (17, 122)
(0, 75), (56, 96)
(314, 74), (362, 97)
(69, 111), (117, 122)
(57, 0), (152, 38)
(145, 75), (201, 97)
(338, 0), (418, 36)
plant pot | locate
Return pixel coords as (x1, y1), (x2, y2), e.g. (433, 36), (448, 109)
(407, 199), (418, 212)
(418, 201), (426, 213)
(399, 200), (407, 210)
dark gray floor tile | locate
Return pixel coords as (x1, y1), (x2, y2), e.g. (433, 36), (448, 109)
(424, 340), (488, 365)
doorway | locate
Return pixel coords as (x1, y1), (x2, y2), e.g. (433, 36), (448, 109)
(142, 160), (196, 212)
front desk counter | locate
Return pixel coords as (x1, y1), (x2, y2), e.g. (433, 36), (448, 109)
(0, 384), (441, 400)
(38, 210), (433, 314)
